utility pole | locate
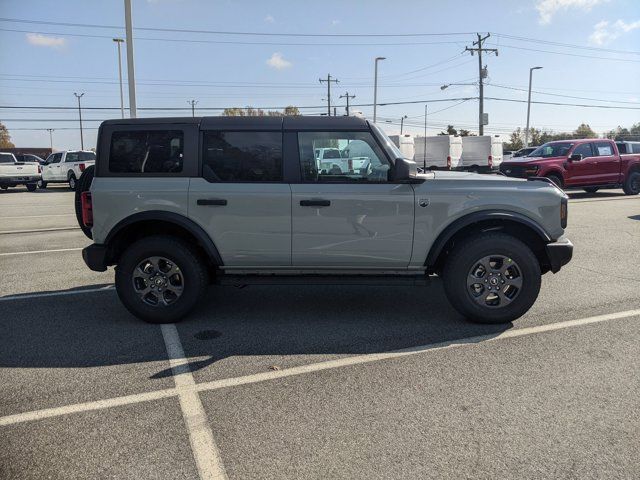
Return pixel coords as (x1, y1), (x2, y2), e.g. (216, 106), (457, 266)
(465, 33), (497, 136)
(319, 74), (339, 116)
(73, 92), (85, 150)
(423, 104), (427, 170)
(339, 92), (356, 115)
(373, 56), (386, 123)
(188, 99), (198, 117)
(124, 0), (137, 118)
(113, 38), (125, 118)
(47, 128), (54, 150)
(400, 115), (408, 135)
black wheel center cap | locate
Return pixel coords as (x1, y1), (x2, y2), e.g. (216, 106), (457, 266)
(489, 277), (499, 285)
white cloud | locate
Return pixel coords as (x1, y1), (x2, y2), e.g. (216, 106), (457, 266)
(266, 52), (292, 70)
(264, 14), (275, 23)
(536, 0), (608, 24)
(589, 19), (640, 44)
(331, 19), (340, 26)
(26, 33), (66, 48)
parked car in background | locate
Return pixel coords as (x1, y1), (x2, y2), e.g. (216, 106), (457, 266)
(414, 135), (463, 170)
(0, 152), (40, 191)
(503, 150), (514, 162)
(499, 138), (640, 195)
(40, 150), (96, 189)
(14, 153), (46, 166)
(459, 136), (503, 172)
(513, 147), (537, 158)
(616, 141), (640, 154)
(389, 134), (415, 160)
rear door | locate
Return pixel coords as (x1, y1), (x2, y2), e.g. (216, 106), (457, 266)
(592, 141), (620, 184)
(290, 129), (414, 268)
(188, 121), (291, 267)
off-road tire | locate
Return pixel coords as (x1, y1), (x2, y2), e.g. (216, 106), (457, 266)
(74, 165), (94, 239)
(38, 180), (47, 189)
(115, 235), (208, 324)
(443, 232), (542, 324)
(622, 171), (640, 195)
(68, 174), (77, 190)
(26, 183), (37, 192)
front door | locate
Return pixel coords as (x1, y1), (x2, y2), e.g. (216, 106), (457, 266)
(43, 153), (62, 181)
(189, 130), (291, 267)
(565, 143), (596, 186)
(291, 131), (415, 268)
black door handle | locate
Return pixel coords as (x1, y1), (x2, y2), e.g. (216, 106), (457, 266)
(197, 198), (227, 206)
(300, 199), (331, 207)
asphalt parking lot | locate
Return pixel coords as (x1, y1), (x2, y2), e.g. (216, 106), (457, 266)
(1, 185), (639, 479)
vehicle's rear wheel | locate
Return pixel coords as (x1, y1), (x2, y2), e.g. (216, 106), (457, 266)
(37, 180), (47, 189)
(26, 183), (37, 192)
(622, 171), (640, 195)
(583, 187), (599, 193)
(443, 232), (542, 324)
(546, 174), (563, 189)
(68, 174), (77, 190)
(115, 235), (208, 324)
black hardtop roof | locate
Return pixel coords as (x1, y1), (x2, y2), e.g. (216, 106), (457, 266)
(100, 115), (370, 131)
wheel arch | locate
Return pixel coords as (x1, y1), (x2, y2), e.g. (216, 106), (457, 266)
(425, 211), (553, 275)
(104, 211), (223, 269)
(544, 169), (564, 186)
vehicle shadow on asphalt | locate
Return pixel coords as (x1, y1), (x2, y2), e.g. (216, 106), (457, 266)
(0, 282), (513, 378)
(628, 215), (640, 221)
(567, 191), (627, 199)
(0, 187), (71, 195)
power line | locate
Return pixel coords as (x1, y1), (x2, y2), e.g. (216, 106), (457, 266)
(488, 43), (640, 63)
(487, 84), (640, 105)
(492, 32), (640, 56)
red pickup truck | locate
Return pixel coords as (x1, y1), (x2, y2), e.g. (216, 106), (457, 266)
(499, 138), (640, 195)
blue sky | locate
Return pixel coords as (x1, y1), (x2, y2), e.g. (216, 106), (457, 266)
(1, 0), (639, 150)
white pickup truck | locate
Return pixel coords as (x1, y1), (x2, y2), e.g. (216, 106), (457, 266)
(0, 152), (41, 191)
(40, 150), (96, 190)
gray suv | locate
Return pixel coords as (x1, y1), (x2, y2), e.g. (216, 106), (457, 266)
(79, 116), (572, 324)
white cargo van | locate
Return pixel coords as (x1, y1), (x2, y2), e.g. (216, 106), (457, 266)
(414, 135), (463, 170)
(459, 136), (503, 172)
(389, 134), (415, 160)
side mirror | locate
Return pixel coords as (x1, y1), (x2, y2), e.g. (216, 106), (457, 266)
(569, 153), (583, 162)
(393, 157), (418, 181)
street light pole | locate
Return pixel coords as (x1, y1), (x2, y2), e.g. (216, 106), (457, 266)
(73, 92), (85, 150)
(188, 99), (198, 117)
(113, 38), (125, 118)
(373, 56), (386, 123)
(423, 104), (427, 170)
(400, 115), (407, 135)
(124, 0), (137, 118)
(525, 66), (543, 147)
(47, 129), (54, 150)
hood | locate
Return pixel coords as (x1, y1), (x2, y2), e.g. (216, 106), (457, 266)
(432, 170), (523, 182)
(503, 155), (564, 164)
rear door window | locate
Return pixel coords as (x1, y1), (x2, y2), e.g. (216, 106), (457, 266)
(109, 130), (184, 173)
(594, 142), (614, 156)
(202, 131), (282, 182)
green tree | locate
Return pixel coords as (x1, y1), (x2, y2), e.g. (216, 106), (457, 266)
(0, 122), (14, 148)
(438, 125), (458, 136)
(222, 106), (300, 117)
(573, 123), (597, 139)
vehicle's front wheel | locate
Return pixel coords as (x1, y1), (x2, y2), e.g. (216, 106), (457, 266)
(68, 174), (77, 190)
(443, 232), (542, 324)
(38, 180), (47, 189)
(26, 183), (37, 192)
(115, 235), (208, 323)
(622, 171), (640, 195)
(546, 174), (563, 189)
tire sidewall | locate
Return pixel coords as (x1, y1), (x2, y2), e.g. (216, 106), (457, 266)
(115, 237), (206, 323)
(444, 235), (541, 324)
(624, 171), (640, 195)
(68, 175), (76, 190)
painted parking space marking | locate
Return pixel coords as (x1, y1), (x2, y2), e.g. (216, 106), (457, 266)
(162, 324), (228, 480)
(0, 309), (638, 429)
(0, 285), (114, 302)
(0, 227), (79, 235)
(0, 213), (76, 219)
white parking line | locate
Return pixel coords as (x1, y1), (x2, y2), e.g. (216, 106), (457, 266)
(0, 227), (79, 235)
(0, 308), (638, 429)
(0, 285), (114, 302)
(0, 213), (76, 219)
(0, 247), (84, 256)
(161, 324), (228, 480)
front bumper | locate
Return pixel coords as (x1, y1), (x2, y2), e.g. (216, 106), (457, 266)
(545, 236), (573, 273)
(82, 244), (108, 272)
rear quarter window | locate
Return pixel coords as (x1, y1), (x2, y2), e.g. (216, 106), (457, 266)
(109, 130), (184, 174)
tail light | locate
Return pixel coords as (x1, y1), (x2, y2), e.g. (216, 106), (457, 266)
(348, 158), (353, 172)
(79, 163), (86, 172)
(81, 191), (93, 227)
(488, 155), (493, 168)
(446, 155), (452, 169)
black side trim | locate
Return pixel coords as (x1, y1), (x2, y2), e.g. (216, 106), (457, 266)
(545, 236), (573, 273)
(104, 211), (224, 265)
(425, 210), (552, 267)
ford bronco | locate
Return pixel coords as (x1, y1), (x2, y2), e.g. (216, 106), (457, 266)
(78, 116), (572, 324)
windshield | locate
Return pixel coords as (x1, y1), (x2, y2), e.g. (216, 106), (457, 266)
(529, 142), (573, 158)
(370, 123), (405, 159)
